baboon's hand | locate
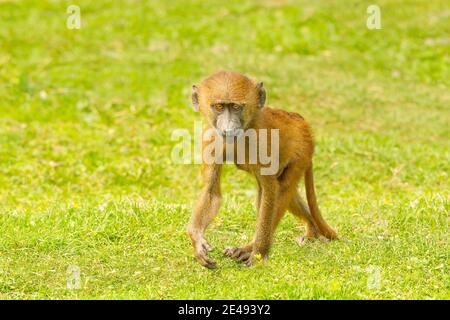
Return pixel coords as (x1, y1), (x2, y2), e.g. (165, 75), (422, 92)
(223, 246), (252, 263)
(193, 238), (216, 269)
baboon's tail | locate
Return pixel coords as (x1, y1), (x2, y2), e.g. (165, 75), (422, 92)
(304, 164), (338, 240)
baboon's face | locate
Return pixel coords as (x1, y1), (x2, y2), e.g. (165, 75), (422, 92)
(192, 71), (266, 137)
(208, 101), (245, 137)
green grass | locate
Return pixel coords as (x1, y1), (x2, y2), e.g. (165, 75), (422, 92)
(0, 0), (449, 299)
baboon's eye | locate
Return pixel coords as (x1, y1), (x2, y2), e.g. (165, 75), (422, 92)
(212, 104), (224, 112)
(231, 104), (242, 112)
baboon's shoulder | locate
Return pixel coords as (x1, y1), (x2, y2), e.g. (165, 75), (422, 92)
(262, 107), (306, 124)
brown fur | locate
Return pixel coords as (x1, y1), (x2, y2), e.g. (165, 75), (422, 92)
(188, 71), (337, 268)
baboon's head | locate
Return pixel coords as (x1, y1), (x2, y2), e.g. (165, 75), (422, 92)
(191, 71), (266, 137)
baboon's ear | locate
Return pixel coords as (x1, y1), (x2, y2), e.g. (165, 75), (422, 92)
(191, 85), (199, 112)
(257, 82), (266, 108)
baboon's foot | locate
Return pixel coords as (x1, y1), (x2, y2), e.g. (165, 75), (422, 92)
(223, 246), (252, 263)
(321, 228), (338, 240)
(193, 238), (216, 269)
(295, 234), (329, 246)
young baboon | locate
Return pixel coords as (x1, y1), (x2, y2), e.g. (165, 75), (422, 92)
(187, 71), (337, 268)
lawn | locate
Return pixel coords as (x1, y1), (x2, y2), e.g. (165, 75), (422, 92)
(0, 0), (448, 299)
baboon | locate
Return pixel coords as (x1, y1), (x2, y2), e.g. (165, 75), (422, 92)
(187, 71), (337, 268)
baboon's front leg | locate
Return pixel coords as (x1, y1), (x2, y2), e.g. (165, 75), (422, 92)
(224, 182), (261, 262)
(187, 164), (222, 269)
(247, 176), (278, 266)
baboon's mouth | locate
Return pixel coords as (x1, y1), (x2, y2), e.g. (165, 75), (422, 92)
(218, 128), (244, 138)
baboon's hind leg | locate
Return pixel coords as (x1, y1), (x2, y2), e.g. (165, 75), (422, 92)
(288, 192), (324, 245)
